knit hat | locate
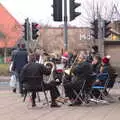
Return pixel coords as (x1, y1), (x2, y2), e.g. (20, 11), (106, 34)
(102, 57), (109, 64)
(61, 52), (69, 60)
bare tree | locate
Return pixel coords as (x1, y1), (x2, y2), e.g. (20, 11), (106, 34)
(79, 0), (119, 46)
(80, 0), (118, 23)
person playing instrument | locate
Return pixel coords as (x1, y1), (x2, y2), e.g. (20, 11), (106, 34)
(63, 53), (93, 106)
(20, 61), (62, 107)
(92, 55), (101, 74)
(92, 56), (117, 98)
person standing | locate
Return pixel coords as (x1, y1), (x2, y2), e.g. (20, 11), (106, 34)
(11, 44), (20, 61)
(12, 43), (28, 95)
(10, 44), (20, 93)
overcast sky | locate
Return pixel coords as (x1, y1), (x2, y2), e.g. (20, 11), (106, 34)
(0, 0), (120, 27)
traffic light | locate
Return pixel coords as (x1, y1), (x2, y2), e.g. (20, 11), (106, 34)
(52, 0), (62, 21)
(104, 20), (111, 38)
(91, 19), (98, 39)
(23, 18), (30, 41)
(23, 21), (28, 40)
(69, 0), (81, 21)
(32, 22), (39, 40)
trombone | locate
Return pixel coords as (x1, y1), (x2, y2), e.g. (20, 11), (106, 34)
(64, 54), (79, 75)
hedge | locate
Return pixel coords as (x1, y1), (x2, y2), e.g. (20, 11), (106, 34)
(0, 64), (10, 76)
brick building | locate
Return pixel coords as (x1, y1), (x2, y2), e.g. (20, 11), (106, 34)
(38, 26), (120, 67)
(38, 26), (93, 53)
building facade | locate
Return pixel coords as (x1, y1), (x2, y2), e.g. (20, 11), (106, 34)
(38, 27), (93, 53)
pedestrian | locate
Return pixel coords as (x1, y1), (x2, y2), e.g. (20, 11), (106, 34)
(10, 43), (20, 93)
(12, 43), (28, 95)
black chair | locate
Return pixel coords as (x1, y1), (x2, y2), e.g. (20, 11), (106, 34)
(72, 74), (95, 104)
(90, 73), (110, 104)
(22, 76), (49, 106)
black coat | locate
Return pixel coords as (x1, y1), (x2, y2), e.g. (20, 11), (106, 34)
(71, 61), (93, 88)
(20, 63), (51, 89)
(72, 61), (93, 80)
(12, 48), (28, 72)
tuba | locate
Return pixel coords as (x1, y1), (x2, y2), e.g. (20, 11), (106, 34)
(44, 61), (55, 83)
(44, 61), (55, 72)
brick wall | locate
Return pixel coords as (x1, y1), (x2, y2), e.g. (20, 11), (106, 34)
(38, 27), (93, 53)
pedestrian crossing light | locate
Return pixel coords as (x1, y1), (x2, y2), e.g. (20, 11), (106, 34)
(52, 0), (62, 21)
(32, 23), (39, 40)
(69, 0), (81, 21)
(91, 19), (98, 39)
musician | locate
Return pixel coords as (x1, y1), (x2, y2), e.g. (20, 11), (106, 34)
(92, 56), (117, 98)
(68, 50), (77, 67)
(92, 55), (101, 74)
(20, 62), (62, 107)
(63, 54), (93, 106)
(61, 51), (69, 68)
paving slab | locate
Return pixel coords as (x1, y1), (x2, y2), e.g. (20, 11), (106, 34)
(0, 88), (120, 120)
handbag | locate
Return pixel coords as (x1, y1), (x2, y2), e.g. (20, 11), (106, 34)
(9, 75), (17, 88)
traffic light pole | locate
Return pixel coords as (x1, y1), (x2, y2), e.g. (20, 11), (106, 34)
(64, 0), (68, 50)
(25, 18), (30, 51)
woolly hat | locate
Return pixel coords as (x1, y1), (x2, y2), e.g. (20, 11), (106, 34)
(102, 57), (109, 64)
(61, 52), (69, 60)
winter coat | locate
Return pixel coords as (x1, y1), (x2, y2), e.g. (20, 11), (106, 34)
(12, 48), (28, 72)
(72, 61), (93, 80)
(20, 63), (51, 89)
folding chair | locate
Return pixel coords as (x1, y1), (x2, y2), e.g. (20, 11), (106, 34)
(22, 76), (49, 106)
(72, 73), (96, 105)
(72, 82), (85, 104)
(90, 73), (110, 103)
(23, 90), (40, 102)
(72, 78), (91, 104)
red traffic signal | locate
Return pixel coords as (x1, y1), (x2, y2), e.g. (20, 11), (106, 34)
(32, 23), (39, 40)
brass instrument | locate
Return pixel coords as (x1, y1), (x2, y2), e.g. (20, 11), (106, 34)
(64, 54), (79, 75)
(44, 61), (55, 83)
(44, 61), (55, 72)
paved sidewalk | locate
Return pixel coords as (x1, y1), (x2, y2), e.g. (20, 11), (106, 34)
(0, 88), (120, 120)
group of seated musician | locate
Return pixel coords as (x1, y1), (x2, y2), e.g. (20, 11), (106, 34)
(20, 51), (117, 107)
(63, 53), (117, 105)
